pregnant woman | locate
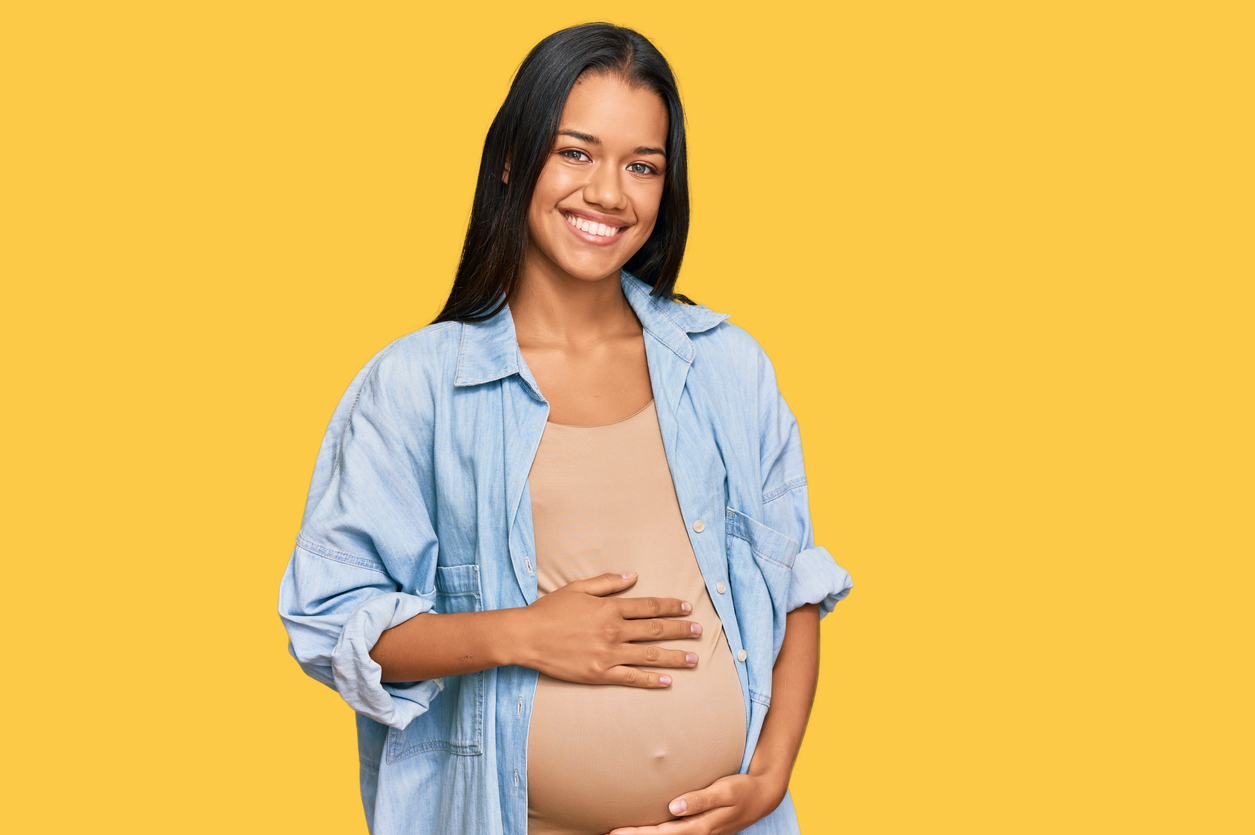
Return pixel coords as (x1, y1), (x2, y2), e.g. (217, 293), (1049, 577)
(279, 22), (852, 835)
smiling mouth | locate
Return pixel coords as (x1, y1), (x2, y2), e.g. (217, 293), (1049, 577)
(564, 212), (625, 239)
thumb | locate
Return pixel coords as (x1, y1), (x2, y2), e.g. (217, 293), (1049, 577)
(568, 571), (637, 597)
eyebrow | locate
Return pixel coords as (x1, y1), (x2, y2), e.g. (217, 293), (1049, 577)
(557, 129), (666, 157)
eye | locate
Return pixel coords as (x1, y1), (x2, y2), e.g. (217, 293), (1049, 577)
(627, 162), (658, 175)
(558, 149), (591, 162)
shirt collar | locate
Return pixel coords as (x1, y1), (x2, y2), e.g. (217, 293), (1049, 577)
(454, 271), (730, 390)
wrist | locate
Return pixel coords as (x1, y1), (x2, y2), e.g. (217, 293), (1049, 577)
(746, 762), (791, 806)
(493, 605), (534, 669)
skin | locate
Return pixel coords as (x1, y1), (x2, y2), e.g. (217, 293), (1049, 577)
(509, 71), (663, 426)
(370, 72), (823, 834)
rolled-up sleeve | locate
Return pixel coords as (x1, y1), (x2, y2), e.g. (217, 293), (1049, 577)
(278, 346), (443, 730)
(280, 543), (443, 729)
(755, 348), (854, 619)
(787, 545), (853, 617)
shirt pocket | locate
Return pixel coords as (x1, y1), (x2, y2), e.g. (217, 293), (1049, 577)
(725, 507), (799, 613)
(724, 507), (800, 672)
(385, 563), (486, 762)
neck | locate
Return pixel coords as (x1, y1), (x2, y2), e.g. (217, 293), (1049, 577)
(509, 253), (639, 349)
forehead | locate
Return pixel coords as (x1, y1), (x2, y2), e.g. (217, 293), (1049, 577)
(559, 73), (668, 148)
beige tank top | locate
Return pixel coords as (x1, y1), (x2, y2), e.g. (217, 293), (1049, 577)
(525, 400), (746, 835)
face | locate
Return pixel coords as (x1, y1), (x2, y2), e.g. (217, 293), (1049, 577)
(521, 72), (669, 286)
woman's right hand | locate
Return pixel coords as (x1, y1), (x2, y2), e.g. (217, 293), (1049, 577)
(516, 572), (702, 688)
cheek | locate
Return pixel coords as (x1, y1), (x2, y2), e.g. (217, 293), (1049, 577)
(538, 164), (581, 198)
(527, 186), (562, 236)
(634, 184), (665, 234)
(529, 171), (577, 224)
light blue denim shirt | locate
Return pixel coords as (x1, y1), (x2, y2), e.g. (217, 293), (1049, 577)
(279, 271), (853, 834)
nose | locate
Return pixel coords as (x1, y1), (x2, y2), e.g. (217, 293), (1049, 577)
(582, 162), (626, 211)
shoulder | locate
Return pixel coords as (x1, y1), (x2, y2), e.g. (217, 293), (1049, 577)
(366, 320), (461, 379)
(303, 321), (462, 510)
(353, 320), (462, 395)
(326, 320), (463, 430)
(680, 306), (790, 413)
(688, 313), (773, 381)
(628, 278), (766, 368)
(693, 318), (766, 357)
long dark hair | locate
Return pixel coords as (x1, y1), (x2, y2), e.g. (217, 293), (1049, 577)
(433, 23), (691, 324)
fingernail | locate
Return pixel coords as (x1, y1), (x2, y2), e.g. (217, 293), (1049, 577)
(690, 623), (703, 635)
(659, 675), (672, 686)
(670, 799), (687, 814)
(685, 653), (697, 664)
(681, 601), (692, 613)
(621, 572), (636, 579)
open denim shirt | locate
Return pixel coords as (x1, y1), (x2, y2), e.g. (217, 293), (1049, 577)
(279, 271), (853, 834)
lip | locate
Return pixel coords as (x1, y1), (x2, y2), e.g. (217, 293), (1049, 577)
(562, 208), (629, 228)
(561, 210), (628, 246)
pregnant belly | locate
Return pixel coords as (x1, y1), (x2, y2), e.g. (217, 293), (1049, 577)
(526, 628), (747, 835)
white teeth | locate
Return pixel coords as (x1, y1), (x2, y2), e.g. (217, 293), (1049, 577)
(565, 213), (620, 238)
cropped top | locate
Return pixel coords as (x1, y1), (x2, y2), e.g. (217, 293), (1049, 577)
(526, 400), (746, 834)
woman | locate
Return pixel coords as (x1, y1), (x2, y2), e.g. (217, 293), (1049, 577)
(279, 22), (852, 835)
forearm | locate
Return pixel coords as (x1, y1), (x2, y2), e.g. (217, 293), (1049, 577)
(372, 572), (697, 687)
(747, 603), (821, 793)
(369, 607), (527, 683)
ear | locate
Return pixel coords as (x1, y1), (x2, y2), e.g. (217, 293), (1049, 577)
(502, 158), (510, 185)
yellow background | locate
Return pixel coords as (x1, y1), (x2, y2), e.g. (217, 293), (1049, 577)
(3, 1), (1251, 832)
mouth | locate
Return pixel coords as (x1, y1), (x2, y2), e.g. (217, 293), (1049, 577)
(563, 212), (627, 244)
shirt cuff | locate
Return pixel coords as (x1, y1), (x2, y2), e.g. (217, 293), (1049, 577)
(786, 545), (853, 617)
(330, 592), (445, 730)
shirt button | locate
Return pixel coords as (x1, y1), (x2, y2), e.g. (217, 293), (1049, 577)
(716, 582), (727, 594)
(693, 520), (705, 533)
(737, 649), (748, 662)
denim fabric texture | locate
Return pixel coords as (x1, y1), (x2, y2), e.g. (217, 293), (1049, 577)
(278, 271), (854, 834)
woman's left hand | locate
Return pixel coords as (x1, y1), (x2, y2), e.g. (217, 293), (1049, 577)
(605, 771), (787, 835)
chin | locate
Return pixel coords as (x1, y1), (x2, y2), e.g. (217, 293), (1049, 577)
(578, 264), (628, 282)
(555, 253), (633, 284)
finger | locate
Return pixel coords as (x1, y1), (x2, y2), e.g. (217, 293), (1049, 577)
(607, 814), (714, 835)
(616, 596), (693, 619)
(605, 665), (675, 688)
(622, 644), (698, 669)
(622, 617), (703, 643)
(669, 781), (735, 817)
(605, 824), (685, 835)
(565, 572), (638, 597)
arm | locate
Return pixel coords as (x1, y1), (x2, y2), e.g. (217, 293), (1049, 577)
(369, 572), (703, 686)
(370, 607), (521, 682)
(746, 602), (821, 800)
(278, 344), (445, 730)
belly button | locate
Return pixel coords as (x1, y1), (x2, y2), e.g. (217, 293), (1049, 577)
(653, 750), (667, 761)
